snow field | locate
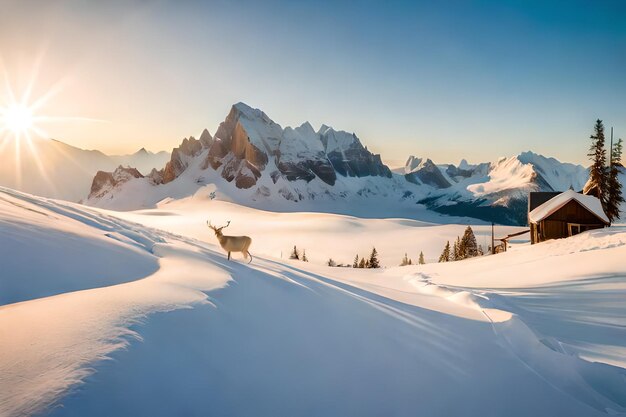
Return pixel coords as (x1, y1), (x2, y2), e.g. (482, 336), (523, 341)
(1, 187), (625, 416)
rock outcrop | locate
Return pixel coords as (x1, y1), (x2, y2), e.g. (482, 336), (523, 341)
(162, 136), (205, 184)
(404, 157), (451, 188)
(89, 166), (144, 199)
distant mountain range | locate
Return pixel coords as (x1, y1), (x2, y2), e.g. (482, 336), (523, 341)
(405, 152), (593, 224)
(84, 102), (622, 225)
(0, 138), (169, 202)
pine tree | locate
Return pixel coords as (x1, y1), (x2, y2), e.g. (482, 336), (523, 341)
(452, 237), (461, 261)
(585, 120), (609, 205)
(358, 258), (366, 268)
(438, 241), (451, 262)
(459, 235), (468, 260)
(606, 138), (624, 222)
(327, 258), (336, 267)
(302, 250), (308, 262)
(408, 258), (412, 265)
(477, 245), (484, 256)
(461, 226), (478, 258)
(418, 251), (425, 265)
(353, 254), (360, 268)
(364, 259), (371, 268)
(289, 245), (300, 260)
(400, 253), (410, 266)
(368, 247), (380, 268)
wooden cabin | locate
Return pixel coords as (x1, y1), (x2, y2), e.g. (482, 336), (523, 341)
(528, 190), (609, 244)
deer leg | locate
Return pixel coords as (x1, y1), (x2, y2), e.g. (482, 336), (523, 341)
(228, 252), (231, 260)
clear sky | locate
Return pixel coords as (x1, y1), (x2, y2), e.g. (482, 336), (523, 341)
(1, 0), (625, 166)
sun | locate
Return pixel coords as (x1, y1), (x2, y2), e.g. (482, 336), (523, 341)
(0, 61), (104, 192)
(1, 103), (34, 136)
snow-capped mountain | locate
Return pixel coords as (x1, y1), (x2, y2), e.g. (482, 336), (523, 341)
(411, 152), (590, 224)
(86, 102), (608, 225)
(0, 138), (169, 202)
(87, 103), (406, 214)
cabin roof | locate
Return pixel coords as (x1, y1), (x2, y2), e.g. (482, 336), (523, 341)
(528, 189), (609, 224)
(528, 192), (561, 211)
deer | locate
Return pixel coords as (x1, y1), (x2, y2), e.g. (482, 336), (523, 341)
(207, 220), (253, 264)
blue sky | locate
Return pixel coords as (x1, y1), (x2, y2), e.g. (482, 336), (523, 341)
(1, 0), (625, 166)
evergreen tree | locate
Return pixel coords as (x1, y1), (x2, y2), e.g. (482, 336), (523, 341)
(438, 241), (451, 262)
(477, 245), (484, 256)
(368, 247), (380, 268)
(459, 235), (468, 260)
(353, 254), (360, 268)
(327, 258), (336, 267)
(358, 258), (366, 268)
(585, 119), (609, 205)
(364, 259), (370, 268)
(408, 258), (413, 265)
(400, 253), (410, 266)
(461, 226), (478, 258)
(452, 237), (461, 261)
(607, 138), (624, 222)
(289, 245), (300, 260)
(302, 250), (308, 262)
(418, 251), (425, 265)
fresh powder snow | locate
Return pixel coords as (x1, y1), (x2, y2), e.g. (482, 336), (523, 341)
(1, 186), (625, 416)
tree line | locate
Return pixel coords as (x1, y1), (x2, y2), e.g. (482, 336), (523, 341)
(350, 247), (380, 268)
(438, 226), (483, 262)
(400, 251), (425, 266)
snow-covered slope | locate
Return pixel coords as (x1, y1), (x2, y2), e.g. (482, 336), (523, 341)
(0, 187), (230, 416)
(0, 138), (169, 202)
(2, 187), (625, 416)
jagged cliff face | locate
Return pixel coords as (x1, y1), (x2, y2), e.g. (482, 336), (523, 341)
(204, 105), (272, 189)
(162, 136), (206, 184)
(159, 102), (390, 190)
(89, 166), (144, 199)
(278, 123), (336, 185)
(88, 102), (394, 206)
(202, 103), (391, 189)
(320, 125), (391, 179)
(404, 157), (451, 188)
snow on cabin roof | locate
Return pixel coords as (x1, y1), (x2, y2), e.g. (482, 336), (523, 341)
(528, 189), (609, 224)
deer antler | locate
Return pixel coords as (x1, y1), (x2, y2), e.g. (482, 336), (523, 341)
(207, 220), (213, 229)
(223, 220), (231, 229)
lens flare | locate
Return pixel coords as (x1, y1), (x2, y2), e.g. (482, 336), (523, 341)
(1, 103), (34, 136)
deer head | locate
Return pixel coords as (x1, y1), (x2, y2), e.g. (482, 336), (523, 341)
(207, 220), (230, 236)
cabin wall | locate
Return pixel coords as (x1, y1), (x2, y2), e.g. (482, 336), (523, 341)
(530, 223), (538, 244)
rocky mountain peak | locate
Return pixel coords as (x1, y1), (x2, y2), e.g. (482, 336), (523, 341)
(403, 157), (450, 189)
(199, 129), (213, 148)
(162, 136), (204, 184)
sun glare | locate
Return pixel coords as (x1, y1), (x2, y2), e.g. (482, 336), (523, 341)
(2, 103), (34, 135)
